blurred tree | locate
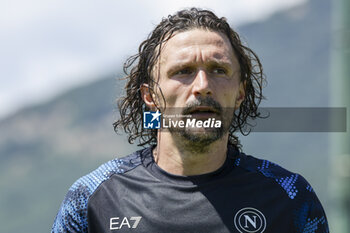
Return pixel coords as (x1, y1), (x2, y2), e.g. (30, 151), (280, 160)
(329, 0), (350, 232)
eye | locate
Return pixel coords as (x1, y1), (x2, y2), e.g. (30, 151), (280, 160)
(212, 67), (227, 75)
(173, 67), (194, 76)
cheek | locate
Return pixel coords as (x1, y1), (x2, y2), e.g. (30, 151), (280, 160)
(158, 80), (186, 106)
(164, 94), (178, 106)
(216, 80), (240, 106)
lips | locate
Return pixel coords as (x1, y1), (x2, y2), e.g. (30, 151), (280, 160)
(186, 106), (220, 117)
(182, 98), (223, 117)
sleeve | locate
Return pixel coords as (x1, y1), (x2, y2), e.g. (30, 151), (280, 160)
(51, 182), (90, 233)
(294, 176), (329, 233)
(51, 159), (124, 232)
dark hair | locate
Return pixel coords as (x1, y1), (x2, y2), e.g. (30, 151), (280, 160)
(113, 7), (265, 148)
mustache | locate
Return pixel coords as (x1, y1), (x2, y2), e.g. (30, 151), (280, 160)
(182, 97), (222, 115)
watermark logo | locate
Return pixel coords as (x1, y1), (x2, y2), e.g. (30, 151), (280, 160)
(162, 116), (221, 128)
(143, 109), (222, 130)
(234, 207), (266, 233)
(142, 107), (346, 132)
(143, 111), (161, 129)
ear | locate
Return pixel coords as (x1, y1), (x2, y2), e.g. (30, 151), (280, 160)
(235, 81), (246, 109)
(140, 84), (156, 110)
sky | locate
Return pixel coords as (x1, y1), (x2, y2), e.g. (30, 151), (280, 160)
(0, 0), (306, 119)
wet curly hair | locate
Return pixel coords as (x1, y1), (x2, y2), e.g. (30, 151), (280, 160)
(113, 8), (265, 148)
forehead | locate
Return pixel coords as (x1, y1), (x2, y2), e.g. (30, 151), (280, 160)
(159, 29), (235, 64)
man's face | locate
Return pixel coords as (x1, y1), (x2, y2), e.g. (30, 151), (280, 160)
(150, 28), (244, 144)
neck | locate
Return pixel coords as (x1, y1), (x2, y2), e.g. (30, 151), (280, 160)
(153, 131), (228, 176)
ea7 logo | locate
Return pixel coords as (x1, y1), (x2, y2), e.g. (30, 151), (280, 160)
(110, 216), (142, 230)
(234, 207), (266, 233)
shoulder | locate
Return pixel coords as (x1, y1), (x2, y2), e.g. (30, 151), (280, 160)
(51, 148), (145, 233)
(234, 152), (329, 232)
(235, 152), (310, 199)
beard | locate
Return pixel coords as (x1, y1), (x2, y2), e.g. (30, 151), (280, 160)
(167, 97), (234, 152)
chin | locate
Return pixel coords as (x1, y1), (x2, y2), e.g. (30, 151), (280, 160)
(181, 128), (223, 144)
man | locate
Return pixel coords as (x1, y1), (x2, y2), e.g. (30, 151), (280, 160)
(52, 8), (329, 233)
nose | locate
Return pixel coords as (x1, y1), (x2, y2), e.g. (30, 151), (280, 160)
(192, 69), (212, 97)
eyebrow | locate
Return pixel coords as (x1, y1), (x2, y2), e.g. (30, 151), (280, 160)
(206, 60), (233, 68)
(166, 59), (233, 75)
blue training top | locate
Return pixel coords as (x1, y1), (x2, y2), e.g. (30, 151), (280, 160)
(52, 146), (329, 233)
